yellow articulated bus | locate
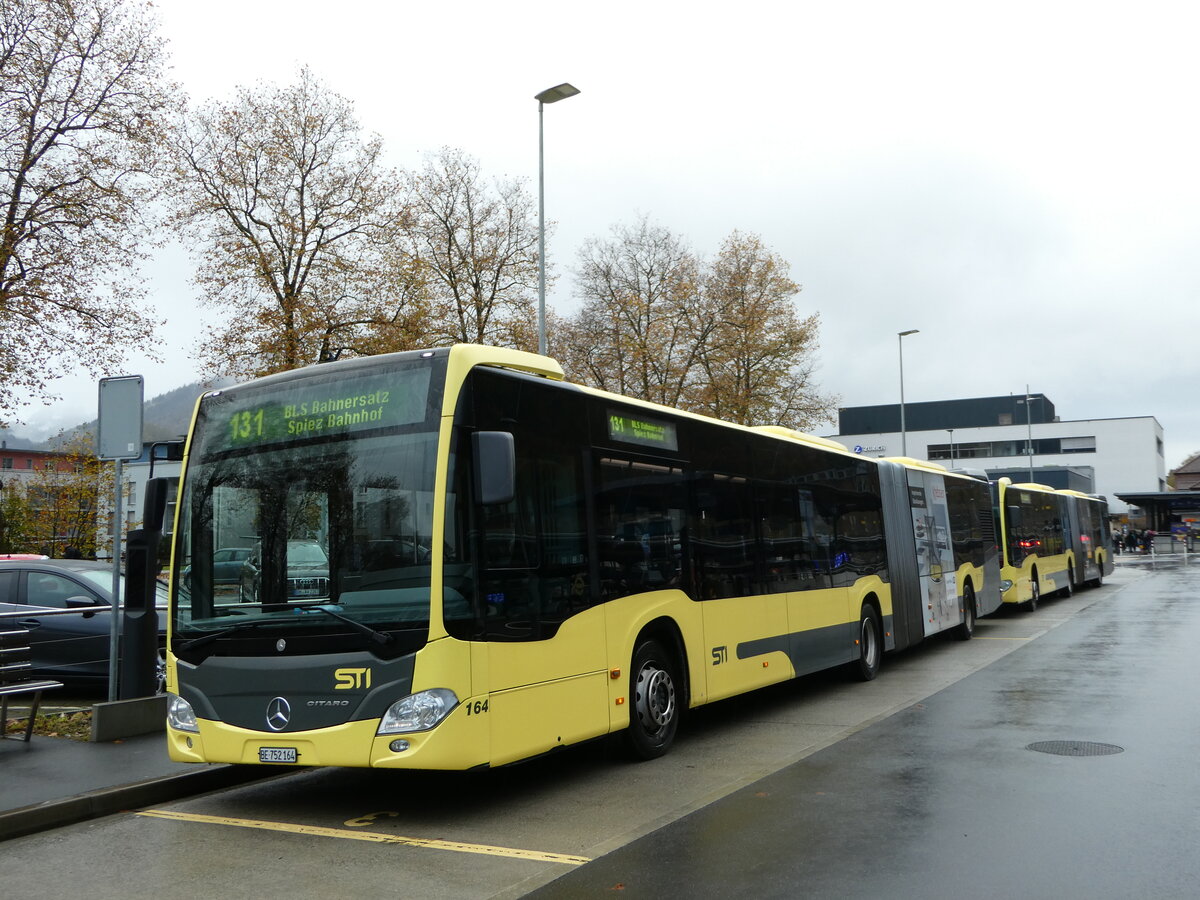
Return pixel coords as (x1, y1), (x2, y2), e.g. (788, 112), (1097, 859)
(164, 345), (999, 770)
(992, 478), (1114, 611)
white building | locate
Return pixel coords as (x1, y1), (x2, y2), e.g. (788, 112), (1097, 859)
(830, 393), (1165, 517)
(94, 443), (183, 561)
(119, 443), (182, 538)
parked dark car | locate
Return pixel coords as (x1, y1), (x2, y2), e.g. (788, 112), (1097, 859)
(0, 559), (167, 687)
(238, 539), (331, 603)
(212, 547), (252, 585)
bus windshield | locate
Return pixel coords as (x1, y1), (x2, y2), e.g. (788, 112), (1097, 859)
(171, 356), (450, 655)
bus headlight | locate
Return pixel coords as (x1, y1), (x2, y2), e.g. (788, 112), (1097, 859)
(999, 579), (1014, 592)
(167, 693), (199, 733)
(377, 689), (459, 735)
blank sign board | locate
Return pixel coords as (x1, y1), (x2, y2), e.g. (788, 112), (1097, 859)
(98, 375), (144, 460)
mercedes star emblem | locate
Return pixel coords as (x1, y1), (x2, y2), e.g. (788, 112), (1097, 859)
(266, 696), (291, 731)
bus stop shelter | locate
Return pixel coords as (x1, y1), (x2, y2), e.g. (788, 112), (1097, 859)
(1114, 490), (1200, 535)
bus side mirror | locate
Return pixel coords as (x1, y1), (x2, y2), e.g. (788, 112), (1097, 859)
(473, 432), (515, 506)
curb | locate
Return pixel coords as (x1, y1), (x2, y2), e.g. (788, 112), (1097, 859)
(0, 764), (284, 843)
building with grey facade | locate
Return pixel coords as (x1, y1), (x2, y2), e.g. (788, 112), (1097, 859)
(829, 393), (1165, 517)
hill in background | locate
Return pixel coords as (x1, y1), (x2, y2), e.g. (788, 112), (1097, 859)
(0, 378), (234, 451)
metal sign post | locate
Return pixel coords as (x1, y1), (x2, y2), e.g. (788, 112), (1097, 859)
(98, 376), (144, 702)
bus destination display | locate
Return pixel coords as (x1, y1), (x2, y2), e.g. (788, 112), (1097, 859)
(607, 410), (678, 451)
(209, 368), (432, 452)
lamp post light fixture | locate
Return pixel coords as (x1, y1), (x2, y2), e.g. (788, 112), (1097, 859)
(535, 82), (580, 357)
(898, 329), (920, 456)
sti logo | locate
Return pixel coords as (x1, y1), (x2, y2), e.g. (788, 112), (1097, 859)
(334, 667), (372, 690)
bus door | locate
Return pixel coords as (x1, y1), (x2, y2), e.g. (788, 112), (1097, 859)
(907, 471), (958, 636)
(1073, 499), (1099, 581)
(474, 433), (606, 765)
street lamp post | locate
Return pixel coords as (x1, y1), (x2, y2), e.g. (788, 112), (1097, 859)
(535, 82), (580, 357)
(947, 428), (955, 465)
(1025, 384), (1034, 481)
(898, 329), (919, 456)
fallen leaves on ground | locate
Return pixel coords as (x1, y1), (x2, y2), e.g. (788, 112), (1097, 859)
(3, 711), (92, 741)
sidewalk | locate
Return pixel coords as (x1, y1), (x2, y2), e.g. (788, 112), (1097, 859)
(0, 724), (271, 842)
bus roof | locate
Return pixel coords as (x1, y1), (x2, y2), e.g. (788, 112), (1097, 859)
(882, 456), (949, 473)
(750, 425), (853, 454)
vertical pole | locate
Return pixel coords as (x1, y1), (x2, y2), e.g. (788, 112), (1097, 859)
(107, 458), (123, 702)
(1026, 384), (1034, 481)
(537, 99), (547, 357)
(899, 335), (907, 457)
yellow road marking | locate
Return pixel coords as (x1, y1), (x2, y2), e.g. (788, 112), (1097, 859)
(137, 809), (589, 866)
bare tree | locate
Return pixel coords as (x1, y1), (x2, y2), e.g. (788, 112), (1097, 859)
(696, 231), (837, 430)
(171, 67), (422, 379)
(0, 0), (172, 419)
(405, 147), (540, 350)
(561, 217), (705, 407)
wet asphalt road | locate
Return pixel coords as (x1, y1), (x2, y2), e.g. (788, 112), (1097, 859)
(530, 562), (1200, 899)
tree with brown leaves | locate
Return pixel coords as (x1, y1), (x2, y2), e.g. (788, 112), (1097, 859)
(171, 67), (424, 379)
(0, 0), (172, 420)
(560, 217), (706, 407)
(15, 432), (112, 558)
(559, 222), (836, 430)
(404, 147), (541, 351)
(695, 231), (836, 431)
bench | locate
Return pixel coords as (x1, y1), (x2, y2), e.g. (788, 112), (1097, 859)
(1, 625), (64, 742)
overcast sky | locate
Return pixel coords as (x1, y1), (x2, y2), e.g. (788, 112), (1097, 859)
(15, 0), (1200, 473)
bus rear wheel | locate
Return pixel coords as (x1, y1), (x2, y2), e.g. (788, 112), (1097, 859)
(853, 606), (882, 681)
(1026, 573), (1040, 612)
(625, 638), (679, 760)
(954, 585), (976, 641)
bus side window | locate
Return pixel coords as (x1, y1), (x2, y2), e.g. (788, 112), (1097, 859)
(755, 484), (829, 593)
(595, 457), (686, 602)
(691, 470), (755, 601)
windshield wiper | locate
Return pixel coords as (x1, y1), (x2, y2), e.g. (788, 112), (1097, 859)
(292, 603), (395, 646)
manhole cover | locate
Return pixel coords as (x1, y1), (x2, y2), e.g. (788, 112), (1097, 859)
(1026, 740), (1124, 757)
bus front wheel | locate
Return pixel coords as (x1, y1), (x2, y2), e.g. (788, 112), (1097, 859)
(625, 639), (679, 760)
(853, 606), (882, 681)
